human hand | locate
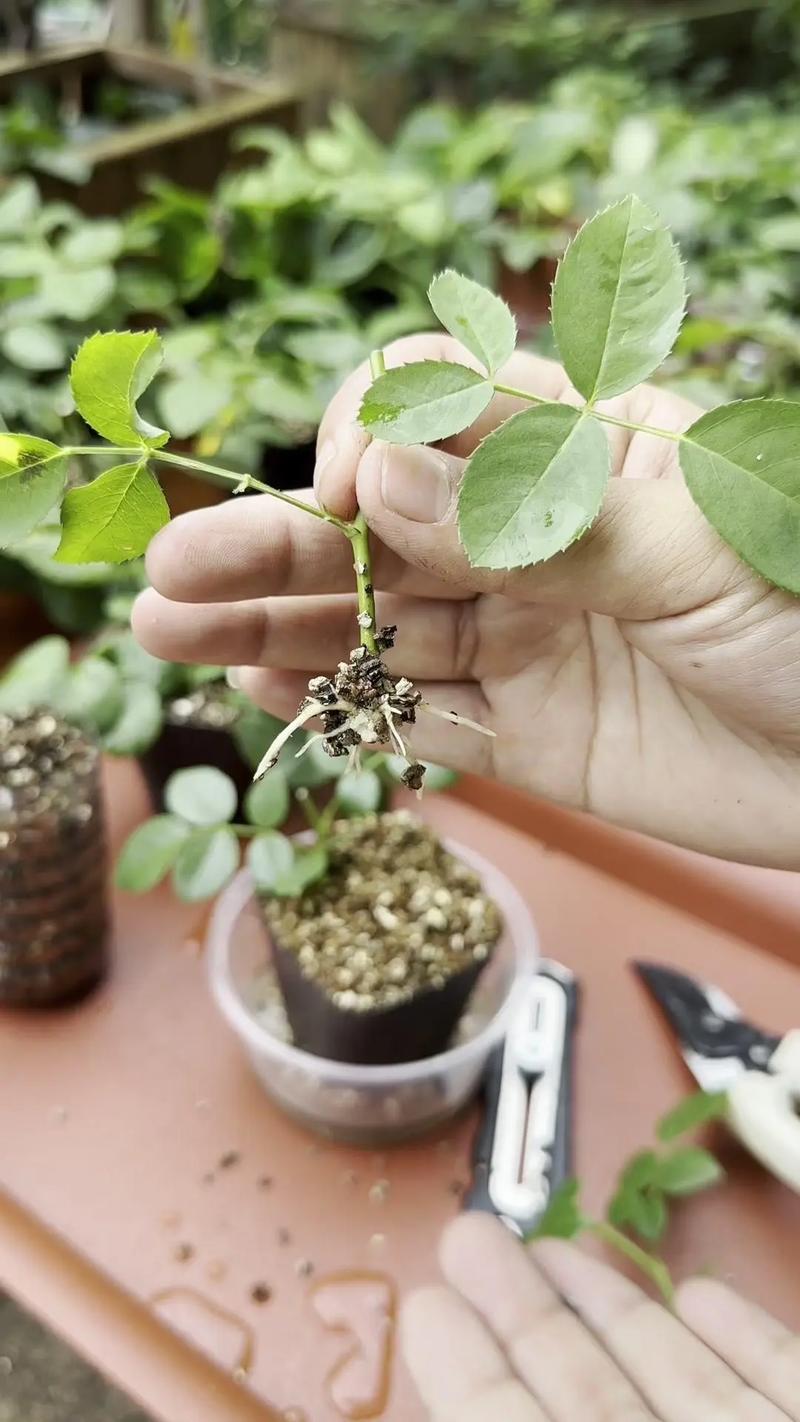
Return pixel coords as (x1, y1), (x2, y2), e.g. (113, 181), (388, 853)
(133, 336), (800, 867)
(403, 1214), (800, 1421)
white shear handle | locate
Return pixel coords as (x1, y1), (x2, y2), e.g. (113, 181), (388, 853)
(727, 1029), (800, 1193)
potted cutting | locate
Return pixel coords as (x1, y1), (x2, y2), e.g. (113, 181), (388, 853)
(116, 754), (478, 1072)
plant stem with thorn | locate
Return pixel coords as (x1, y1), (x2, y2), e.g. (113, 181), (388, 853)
(346, 349), (386, 655)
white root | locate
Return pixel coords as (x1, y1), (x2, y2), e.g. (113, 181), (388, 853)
(420, 700), (497, 738)
(294, 723), (348, 760)
(381, 699), (409, 757)
(254, 700), (334, 780)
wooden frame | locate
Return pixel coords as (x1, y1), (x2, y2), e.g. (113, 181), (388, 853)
(0, 44), (303, 214)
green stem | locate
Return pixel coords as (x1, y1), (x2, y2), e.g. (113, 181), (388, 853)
(589, 1221), (675, 1307)
(349, 512), (378, 654)
(64, 445), (352, 532)
(586, 410), (682, 443)
(294, 786), (325, 835)
(231, 824), (261, 838)
(346, 349), (385, 656)
(315, 789), (341, 840)
(491, 384), (682, 443)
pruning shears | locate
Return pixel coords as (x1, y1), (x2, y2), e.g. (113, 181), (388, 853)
(635, 961), (800, 1194)
(465, 961), (579, 1235)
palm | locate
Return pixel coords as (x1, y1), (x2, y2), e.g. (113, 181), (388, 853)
(136, 337), (800, 867)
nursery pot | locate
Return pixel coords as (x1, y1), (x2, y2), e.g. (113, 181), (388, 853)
(0, 711), (109, 1007)
(140, 718), (253, 814)
(207, 841), (537, 1144)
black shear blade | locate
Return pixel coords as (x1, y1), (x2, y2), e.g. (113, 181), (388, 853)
(634, 961), (781, 1068)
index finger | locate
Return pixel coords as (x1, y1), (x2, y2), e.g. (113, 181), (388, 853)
(144, 488), (468, 604)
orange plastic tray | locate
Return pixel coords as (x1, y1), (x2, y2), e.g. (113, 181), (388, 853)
(1, 763), (799, 1422)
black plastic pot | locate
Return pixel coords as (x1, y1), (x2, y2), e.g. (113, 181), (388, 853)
(272, 935), (486, 1066)
(259, 440), (317, 493)
(139, 720), (253, 814)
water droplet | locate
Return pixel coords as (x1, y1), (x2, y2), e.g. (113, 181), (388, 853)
(756, 452), (764, 461)
(312, 1272), (395, 1420)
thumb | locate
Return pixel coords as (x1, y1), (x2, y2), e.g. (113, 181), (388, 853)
(356, 442), (750, 621)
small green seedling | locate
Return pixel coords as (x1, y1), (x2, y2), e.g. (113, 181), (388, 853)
(1, 195), (798, 788)
(116, 754), (457, 903)
(530, 1088), (729, 1302)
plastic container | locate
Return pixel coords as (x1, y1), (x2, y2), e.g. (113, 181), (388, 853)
(207, 839), (538, 1144)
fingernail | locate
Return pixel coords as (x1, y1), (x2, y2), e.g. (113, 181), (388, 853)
(380, 447), (451, 523)
(226, 667), (242, 691)
(316, 438), (336, 476)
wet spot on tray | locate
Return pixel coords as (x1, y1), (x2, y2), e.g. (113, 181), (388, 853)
(312, 1273), (396, 1420)
(150, 1288), (256, 1378)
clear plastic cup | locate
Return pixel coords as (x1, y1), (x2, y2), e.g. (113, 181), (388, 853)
(207, 839), (538, 1144)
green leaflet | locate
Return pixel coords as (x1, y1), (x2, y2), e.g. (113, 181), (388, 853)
(70, 330), (169, 449)
(0, 434), (68, 549)
(527, 1179), (584, 1240)
(232, 705), (287, 772)
(336, 769), (383, 814)
(458, 404), (610, 569)
(55, 462), (169, 564)
(172, 826), (240, 902)
(157, 373), (232, 439)
(273, 843), (329, 897)
(59, 656), (122, 734)
(102, 682), (163, 757)
(244, 770), (290, 829)
(656, 1146), (724, 1197)
(1, 324), (66, 372)
(116, 815), (191, 893)
(42, 266), (116, 321)
(359, 360), (493, 445)
(551, 195), (685, 402)
(657, 1090), (728, 1142)
(0, 635), (69, 714)
(428, 269), (517, 375)
(248, 831), (295, 892)
(680, 400), (800, 594)
(60, 220), (124, 267)
(165, 766), (238, 827)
